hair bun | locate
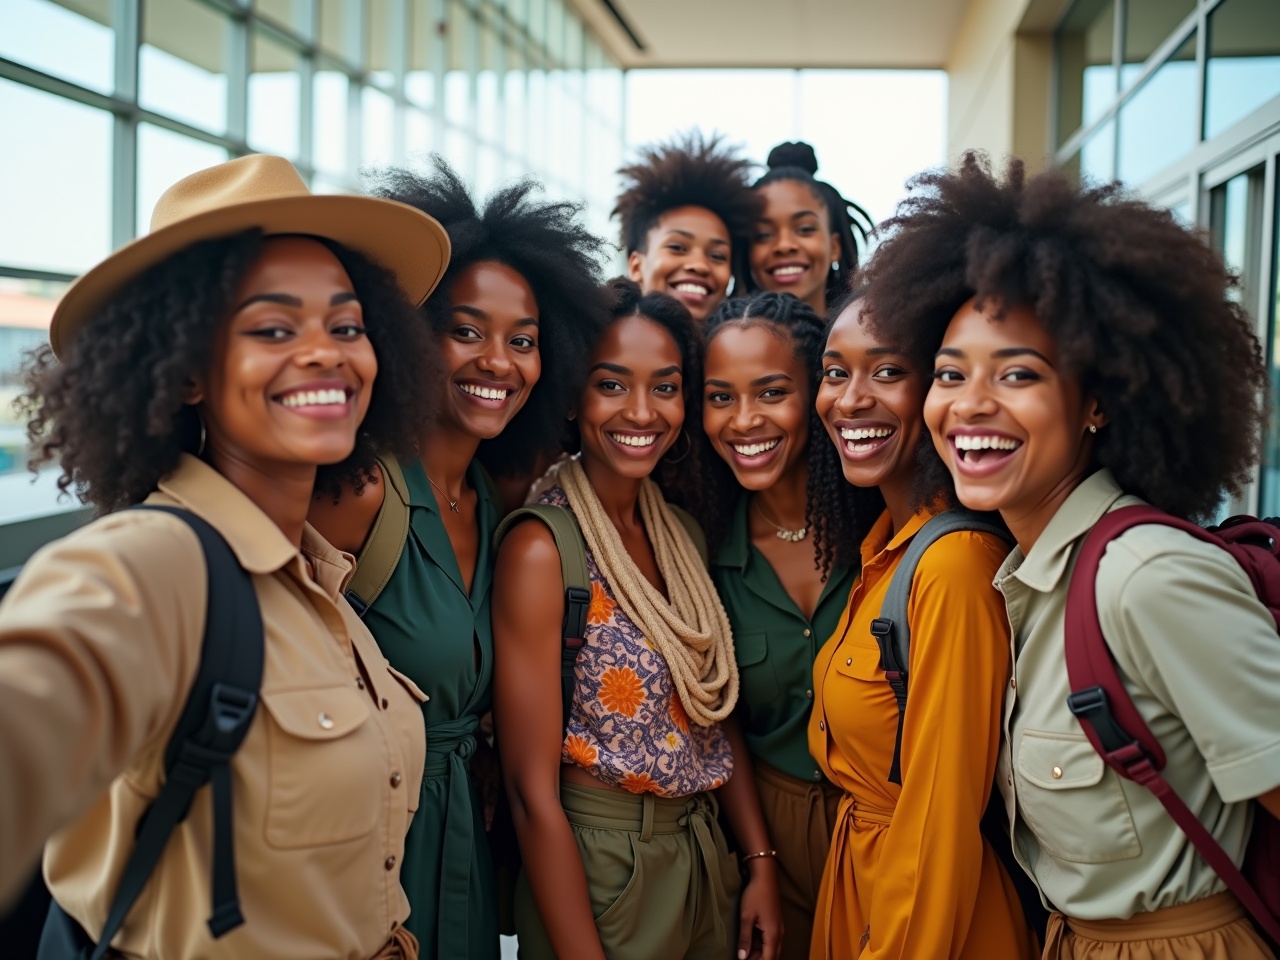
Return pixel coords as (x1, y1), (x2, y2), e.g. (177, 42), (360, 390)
(766, 142), (819, 175)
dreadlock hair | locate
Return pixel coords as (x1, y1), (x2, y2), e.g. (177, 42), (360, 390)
(567, 278), (707, 505)
(861, 151), (1268, 522)
(613, 131), (762, 257)
(734, 142), (875, 307)
(696, 291), (866, 577)
(20, 230), (435, 514)
(368, 157), (612, 477)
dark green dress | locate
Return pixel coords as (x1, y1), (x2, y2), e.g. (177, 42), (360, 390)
(363, 457), (499, 960)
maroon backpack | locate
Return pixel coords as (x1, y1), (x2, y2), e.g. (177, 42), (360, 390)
(1064, 505), (1280, 944)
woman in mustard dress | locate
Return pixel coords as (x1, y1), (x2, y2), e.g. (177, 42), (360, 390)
(806, 292), (1037, 959)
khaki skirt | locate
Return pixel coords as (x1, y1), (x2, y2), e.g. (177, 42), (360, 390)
(1044, 891), (1276, 959)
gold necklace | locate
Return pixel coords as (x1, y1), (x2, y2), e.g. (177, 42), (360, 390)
(754, 498), (807, 542)
(426, 474), (460, 513)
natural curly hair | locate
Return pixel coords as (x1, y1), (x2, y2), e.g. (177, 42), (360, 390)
(694, 291), (867, 577)
(613, 131), (763, 255)
(861, 152), (1268, 521)
(20, 229), (437, 514)
(368, 158), (611, 476)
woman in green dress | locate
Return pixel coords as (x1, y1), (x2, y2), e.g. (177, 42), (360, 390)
(309, 159), (610, 960)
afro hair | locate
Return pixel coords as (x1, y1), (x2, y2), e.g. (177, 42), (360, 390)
(613, 131), (763, 255)
(861, 151), (1269, 522)
(367, 157), (612, 477)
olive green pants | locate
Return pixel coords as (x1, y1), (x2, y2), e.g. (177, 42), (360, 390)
(515, 782), (741, 960)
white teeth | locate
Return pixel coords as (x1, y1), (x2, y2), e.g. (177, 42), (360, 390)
(609, 432), (656, 448)
(280, 388), (347, 407)
(731, 438), (781, 457)
(673, 282), (709, 295)
(840, 427), (893, 441)
(772, 265), (805, 276)
(460, 383), (511, 401)
(953, 434), (1020, 451)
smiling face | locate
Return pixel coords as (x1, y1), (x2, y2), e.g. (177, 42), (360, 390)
(749, 180), (840, 310)
(197, 236), (375, 473)
(578, 314), (685, 481)
(627, 205), (732, 323)
(815, 299), (926, 494)
(925, 298), (1101, 522)
(435, 259), (541, 441)
(703, 323), (809, 490)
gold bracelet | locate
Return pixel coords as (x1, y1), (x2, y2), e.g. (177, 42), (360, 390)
(741, 849), (778, 863)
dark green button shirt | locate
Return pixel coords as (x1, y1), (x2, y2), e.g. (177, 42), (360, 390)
(712, 495), (857, 783)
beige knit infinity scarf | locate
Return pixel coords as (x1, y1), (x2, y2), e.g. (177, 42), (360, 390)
(559, 457), (739, 726)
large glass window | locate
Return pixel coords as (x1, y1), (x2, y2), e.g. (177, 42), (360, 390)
(136, 124), (228, 236)
(313, 63), (352, 178)
(140, 0), (231, 134)
(1056, 0), (1115, 147)
(249, 30), (304, 159)
(0, 277), (64, 478)
(1116, 35), (1196, 187)
(1121, 0), (1195, 86)
(256, 0), (313, 39)
(1205, 0), (1280, 140)
(0, 0), (113, 94)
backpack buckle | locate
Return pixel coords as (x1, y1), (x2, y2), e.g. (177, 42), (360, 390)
(564, 586), (591, 644)
(869, 617), (892, 638)
(1067, 685), (1146, 760)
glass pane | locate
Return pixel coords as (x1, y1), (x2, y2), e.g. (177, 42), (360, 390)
(0, 79), (111, 274)
(528, 0), (546, 46)
(445, 125), (473, 180)
(526, 66), (547, 177)
(478, 21), (503, 144)
(361, 85), (396, 167)
(0, 0), (113, 94)
(406, 108), (431, 161)
(367, 0), (397, 88)
(407, 0), (436, 109)
(256, 0), (312, 38)
(1056, 0), (1115, 147)
(0, 277), (63, 477)
(476, 143), (501, 197)
(1116, 36), (1196, 186)
(546, 0), (564, 61)
(1206, 0), (1280, 141)
(504, 45), (527, 161)
(1121, 0), (1195, 86)
(318, 0), (360, 63)
(249, 30), (303, 158)
(140, 0), (230, 133)
(136, 124), (227, 236)
(564, 11), (583, 69)
(313, 64), (351, 177)
(446, 4), (474, 129)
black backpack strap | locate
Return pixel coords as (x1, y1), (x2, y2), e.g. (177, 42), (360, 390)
(494, 505), (590, 732)
(873, 510), (1011, 785)
(76, 506), (264, 959)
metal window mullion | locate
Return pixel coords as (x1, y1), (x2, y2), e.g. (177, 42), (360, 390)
(226, 6), (250, 146)
(111, 0), (141, 246)
(1110, 0), (1123, 180)
(1195, 0), (1208, 143)
(433, 0), (447, 147)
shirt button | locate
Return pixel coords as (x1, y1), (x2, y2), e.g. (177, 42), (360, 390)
(813, 771), (822, 781)
(356, 676), (366, 690)
(318, 711), (334, 730)
(380, 697), (389, 709)
(803, 628), (811, 638)
(845, 657), (852, 666)
(818, 720), (825, 731)
(384, 855), (397, 870)
(1010, 678), (1016, 689)
(1052, 765), (1064, 779)
(390, 772), (402, 788)
(806, 688), (813, 699)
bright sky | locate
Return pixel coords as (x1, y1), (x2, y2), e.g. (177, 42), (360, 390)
(624, 69), (949, 235)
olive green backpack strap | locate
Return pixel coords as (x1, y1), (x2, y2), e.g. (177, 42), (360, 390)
(493, 504), (591, 732)
(668, 503), (709, 569)
(345, 456), (411, 617)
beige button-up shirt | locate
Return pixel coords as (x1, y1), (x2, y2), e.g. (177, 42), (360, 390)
(0, 455), (426, 959)
(994, 469), (1280, 921)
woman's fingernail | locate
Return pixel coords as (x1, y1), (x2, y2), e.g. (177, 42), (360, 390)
(738, 951), (747, 960)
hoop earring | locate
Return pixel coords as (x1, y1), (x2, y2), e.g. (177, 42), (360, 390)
(665, 431), (691, 464)
(196, 408), (208, 457)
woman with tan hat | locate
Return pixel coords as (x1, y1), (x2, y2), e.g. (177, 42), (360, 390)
(0, 154), (448, 960)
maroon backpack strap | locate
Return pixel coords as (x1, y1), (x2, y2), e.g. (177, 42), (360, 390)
(1064, 504), (1280, 944)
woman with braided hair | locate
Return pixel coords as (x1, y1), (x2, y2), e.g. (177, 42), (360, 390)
(735, 142), (873, 316)
(696, 291), (868, 960)
(614, 131), (763, 324)
(492, 278), (782, 960)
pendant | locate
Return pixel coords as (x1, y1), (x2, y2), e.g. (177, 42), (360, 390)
(775, 527), (807, 542)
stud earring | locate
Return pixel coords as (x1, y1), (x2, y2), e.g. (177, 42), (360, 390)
(1088, 424), (1098, 434)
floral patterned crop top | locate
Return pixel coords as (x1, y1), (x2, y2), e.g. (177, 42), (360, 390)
(541, 487), (734, 798)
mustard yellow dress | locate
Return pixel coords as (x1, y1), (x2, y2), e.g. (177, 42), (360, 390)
(808, 509), (1037, 960)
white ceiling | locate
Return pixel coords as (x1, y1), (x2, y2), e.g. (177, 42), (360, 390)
(573, 0), (976, 70)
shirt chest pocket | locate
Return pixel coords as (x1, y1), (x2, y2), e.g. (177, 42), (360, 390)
(735, 631), (780, 704)
(261, 686), (385, 849)
(1015, 730), (1141, 864)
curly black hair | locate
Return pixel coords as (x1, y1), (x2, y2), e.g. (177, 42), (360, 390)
(861, 152), (1269, 521)
(733, 142), (875, 307)
(613, 131), (763, 256)
(696, 291), (868, 576)
(20, 229), (436, 514)
(368, 158), (612, 477)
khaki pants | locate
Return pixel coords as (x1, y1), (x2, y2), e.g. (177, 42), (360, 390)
(515, 782), (741, 960)
(1044, 891), (1276, 959)
(753, 761), (842, 960)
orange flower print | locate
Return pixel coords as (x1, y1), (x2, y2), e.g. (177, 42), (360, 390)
(598, 666), (646, 717)
(565, 734), (598, 768)
(620, 771), (659, 794)
(587, 581), (616, 626)
(669, 695), (690, 734)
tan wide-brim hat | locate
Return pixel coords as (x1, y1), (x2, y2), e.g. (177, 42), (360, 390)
(49, 154), (451, 358)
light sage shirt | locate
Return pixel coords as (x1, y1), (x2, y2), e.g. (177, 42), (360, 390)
(994, 469), (1280, 920)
